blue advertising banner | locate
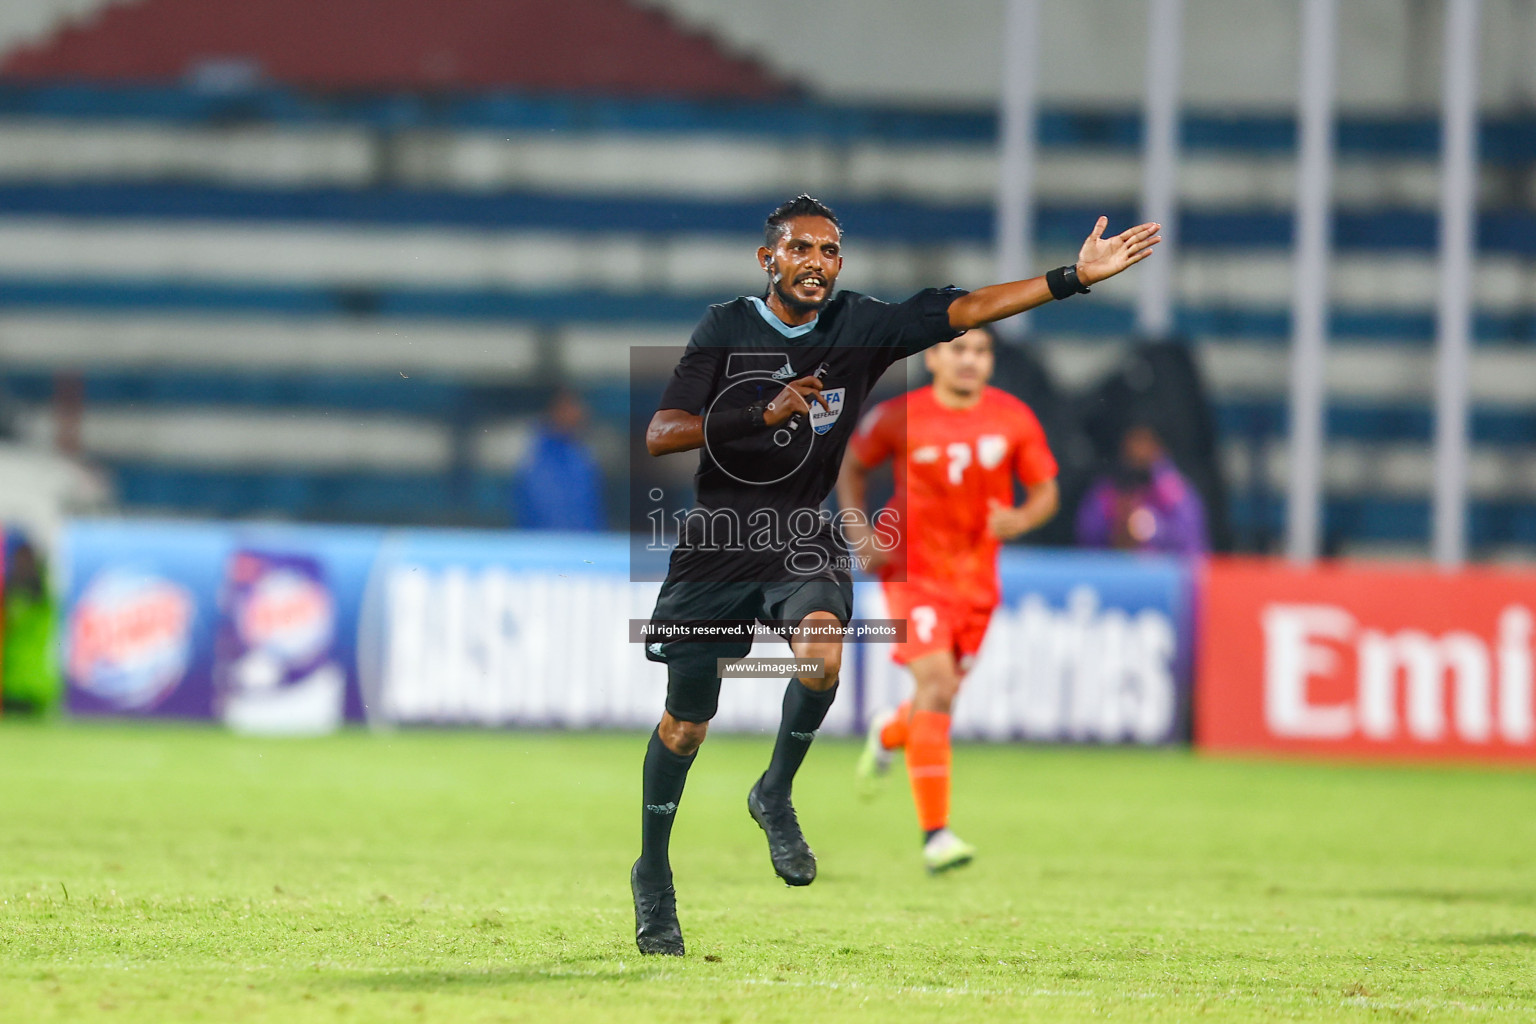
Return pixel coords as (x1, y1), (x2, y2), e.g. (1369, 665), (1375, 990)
(61, 521), (1196, 742)
(215, 548), (347, 735)
(62, 520), (382, 731)
(64, 521), (224, 720)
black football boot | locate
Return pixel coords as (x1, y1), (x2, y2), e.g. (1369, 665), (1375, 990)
(747, 775), (817, 886)
(631, 860), (684, 956)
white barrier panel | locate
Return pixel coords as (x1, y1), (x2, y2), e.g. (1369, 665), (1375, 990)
(356, 545), (856, 736)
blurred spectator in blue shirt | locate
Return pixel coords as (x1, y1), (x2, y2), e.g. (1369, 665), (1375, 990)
(511, 389), (605, 531)
(1076, 423), (1208, 555)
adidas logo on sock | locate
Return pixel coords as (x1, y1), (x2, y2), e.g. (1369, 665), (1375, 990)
(790, 730), (818, 741)
(645, 802), (678, 815)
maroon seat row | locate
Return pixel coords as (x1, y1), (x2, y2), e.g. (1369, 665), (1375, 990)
(2, 0), (787, 99)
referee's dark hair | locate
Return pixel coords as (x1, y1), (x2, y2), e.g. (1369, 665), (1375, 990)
(764, 194), (840, 247)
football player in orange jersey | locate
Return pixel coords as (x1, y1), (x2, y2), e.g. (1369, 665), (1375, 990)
(836, 325), (1059, 872)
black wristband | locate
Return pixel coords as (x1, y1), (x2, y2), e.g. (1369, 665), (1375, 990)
(1046, 265), (1092, 300)
(709, 399), (768, 442)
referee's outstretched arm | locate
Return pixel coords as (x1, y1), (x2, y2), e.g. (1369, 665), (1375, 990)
(948, 216), (1160, 330)
(645, 216), (1158, 458)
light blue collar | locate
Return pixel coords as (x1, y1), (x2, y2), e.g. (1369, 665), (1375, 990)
(748, 296), (818, 339)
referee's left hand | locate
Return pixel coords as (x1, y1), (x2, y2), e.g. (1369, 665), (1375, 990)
(1074, 217), (1161, 286)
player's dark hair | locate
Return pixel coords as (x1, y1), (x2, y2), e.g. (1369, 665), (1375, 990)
(764, 194), (840, 248)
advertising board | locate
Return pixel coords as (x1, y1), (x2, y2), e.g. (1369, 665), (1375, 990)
(1197, 558), (1536, 761)
(352, 531), (861, 735)
(62, 520), (379, 731)
(860, 551), (1196, 743)
(61, 521), (1199, 742)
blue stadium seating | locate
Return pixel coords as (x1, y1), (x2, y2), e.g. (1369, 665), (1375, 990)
(2, 184), (1535, 257)
(0, 81), (1530, 552)
(4, 82), (1536, 160)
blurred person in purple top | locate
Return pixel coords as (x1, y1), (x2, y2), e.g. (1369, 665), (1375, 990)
(511, 389), (605, 531)
(1076, 422), (1207, 555)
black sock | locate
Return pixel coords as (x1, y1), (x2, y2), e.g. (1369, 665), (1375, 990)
(760, 680), (838, 798)
(924, 827), (944, 844)
(637, 727), (695, 889)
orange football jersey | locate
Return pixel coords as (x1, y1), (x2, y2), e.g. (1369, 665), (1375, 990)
(849, 385), (1057, 610)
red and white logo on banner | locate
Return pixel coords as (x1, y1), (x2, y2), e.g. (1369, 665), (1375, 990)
(1197, 559), (1536, 760)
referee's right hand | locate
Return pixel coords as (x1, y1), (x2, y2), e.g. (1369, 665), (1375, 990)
(764, 376), (830, 426)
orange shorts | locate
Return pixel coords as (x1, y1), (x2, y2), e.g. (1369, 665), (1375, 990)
(881, 581), (995, 668)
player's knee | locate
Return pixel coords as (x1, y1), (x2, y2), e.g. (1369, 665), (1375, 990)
(794, 643), (841, 690)
(939, 671), (963, 701)
(793, 612), (843, 690)
(915, 687), (957, 715)
(659, 712), (709, 756)
(911, 660), (962, 712)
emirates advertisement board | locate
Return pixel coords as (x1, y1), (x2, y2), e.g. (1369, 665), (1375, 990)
(1197, 558), (1536, 761)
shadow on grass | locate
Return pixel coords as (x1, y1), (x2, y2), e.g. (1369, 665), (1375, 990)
(313, 957), (667, 992)
(1431, 933), (1536, 947)
(1358, 888), (1536, 907)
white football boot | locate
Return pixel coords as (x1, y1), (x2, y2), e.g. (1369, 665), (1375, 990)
(922, 828), (977, 874)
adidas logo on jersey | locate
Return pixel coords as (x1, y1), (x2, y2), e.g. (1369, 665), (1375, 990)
(771, 361), (796, 380)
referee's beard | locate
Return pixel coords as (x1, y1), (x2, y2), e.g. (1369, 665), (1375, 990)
(769, 276), (831, 319)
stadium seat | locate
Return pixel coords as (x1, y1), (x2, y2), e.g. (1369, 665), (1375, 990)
(2, 21), (1534, 553)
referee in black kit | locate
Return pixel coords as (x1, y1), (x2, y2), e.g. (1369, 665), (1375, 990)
(633, 195), (1159, 955)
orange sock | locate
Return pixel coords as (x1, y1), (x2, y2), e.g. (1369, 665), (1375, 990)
(905, 710), (951, 833)
(879, 700), (912, 750)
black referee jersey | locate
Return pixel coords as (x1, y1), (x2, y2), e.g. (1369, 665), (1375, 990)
(655, 287), (966, 585)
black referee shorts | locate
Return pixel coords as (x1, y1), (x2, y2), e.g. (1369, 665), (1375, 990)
(645, 575), (854, 723)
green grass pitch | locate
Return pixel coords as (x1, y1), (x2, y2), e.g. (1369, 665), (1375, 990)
(2, 722), (1534, 1022)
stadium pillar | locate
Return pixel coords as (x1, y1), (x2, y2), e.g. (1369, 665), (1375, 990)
(1136, 0), (1183, 340)
(1432, 0), (1482, 568)
(1284, 0), (1338, 564)
(994, 0), (1041, 340)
